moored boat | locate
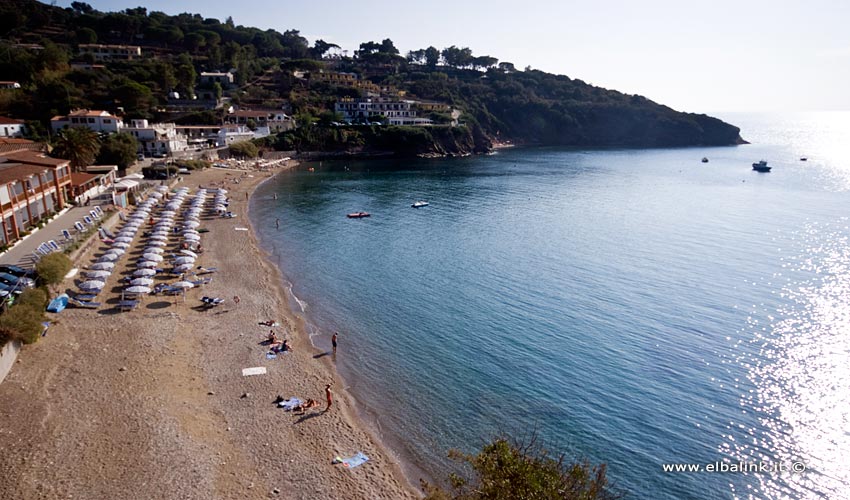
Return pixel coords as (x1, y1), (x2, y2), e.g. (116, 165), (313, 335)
(347, 212), (371, 218)
(752, 160), (771, 172)
(701, 157), (709, 163)
(412, 201), (429, 208)
(46, 293), (69, 313)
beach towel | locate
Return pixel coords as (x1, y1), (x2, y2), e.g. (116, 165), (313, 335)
(341, 452), (370, 469)
(41, 321), (51, 337)
(234, 227), (248, 231)
(278, 397), (302, 410)
(241, 367), (267, 376)
(266, 352), (277, 360)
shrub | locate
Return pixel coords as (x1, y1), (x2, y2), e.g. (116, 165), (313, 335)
(0, 302), (45, 344)
(36, 253), (72, 287)
(229, 140), (259, 158)
(422, 434), (622, 500)
(15, 287), (49, 311)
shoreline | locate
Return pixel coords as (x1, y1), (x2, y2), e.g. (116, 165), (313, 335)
(0, 163), (419, 499)
(248, 168), (438, 489)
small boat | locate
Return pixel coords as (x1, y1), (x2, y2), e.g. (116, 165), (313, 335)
(800, 157), (807, 162)
(701, 157), (709, 163)
(411, 201), (429, 208)
(46, 293), (69, 313)
(752, 160), (771, 172)
(347, 212), (371, 218)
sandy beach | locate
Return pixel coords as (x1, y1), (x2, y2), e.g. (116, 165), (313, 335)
(0, 164), (418, 499)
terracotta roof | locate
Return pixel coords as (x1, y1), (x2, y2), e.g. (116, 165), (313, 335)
(0, 116), (24, 124)
(0, 163), (48, 186)
(0, 150), (69, 167)
(70, 172), (99, 186)
(0, 141), (45, 154)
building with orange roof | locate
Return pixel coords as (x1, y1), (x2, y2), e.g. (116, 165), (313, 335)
(0, 150), (73, 246)
(51, 109), (124, 133)
(0, 117), (26, 138)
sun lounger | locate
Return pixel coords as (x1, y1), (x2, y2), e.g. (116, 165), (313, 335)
(195, 267), (218, 275)
(47, 240), (60, 252)
(61, 229), (73, 242)
(94, 206), (104, 217)
(200, 296), (224, 307)
(90, 209), (101, 220)
(74, 221), (86, 233)
(67, 297), (101, 309)
(83, 216), (94, 226)
(74, 293), (99, 301)
(118, 299), (140, 311)
(102, 227), (116, 239)
(189, 277), (212, 286)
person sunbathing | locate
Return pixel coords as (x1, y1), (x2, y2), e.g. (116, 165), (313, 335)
(293, 399), (319, 414)
(259, 320), (276, 326)
(267, 331), (280, 344)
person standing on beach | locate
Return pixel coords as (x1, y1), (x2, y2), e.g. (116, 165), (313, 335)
(275, 218), (280, 229)
(331, 333), (338, 355)
(324, 384), (333, 412)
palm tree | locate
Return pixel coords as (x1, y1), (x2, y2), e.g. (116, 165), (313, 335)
(53, 127), (101, 172)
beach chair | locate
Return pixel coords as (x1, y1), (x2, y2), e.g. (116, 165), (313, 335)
(47, 240), (60, 252)
(90, 210), (101, 220)
(74, 293), (99, 302)
(36, 243), (52, 256)
(30, 252), (41, 263)
(74, 221), (86, 233)
(117, 299), (140, 311)
(102, 227), (116, 239)
(200, 296), (224, 308)
(83, 215), (94, 226)
(94, 206), (104, 217)
(98, 228), (115, 244)
(189, 277), (212, 286)
(61, 229), (73, 243)
(194, 267), (218, 275)
(68, 297), (101, 309)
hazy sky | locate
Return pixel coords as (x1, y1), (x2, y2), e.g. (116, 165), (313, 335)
(53, 0), (850, 113)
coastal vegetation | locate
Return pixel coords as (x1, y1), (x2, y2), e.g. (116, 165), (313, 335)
(422, 435), (621, 500)
(35, 252), (72, 290)
(0, 0), (741, 159)
(0, 287), (48, 345)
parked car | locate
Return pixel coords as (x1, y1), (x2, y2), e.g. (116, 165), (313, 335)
(0, 264), (37, 280)
(0, 281), (23, 296)
(0, 272), (35, 289)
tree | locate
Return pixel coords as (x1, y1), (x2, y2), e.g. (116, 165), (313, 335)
(53, 127), (101, 171)
(112, 80), (155, 116)
(36, 253), (72, 289)
(185, 32), (206, 53)
(498, 62), (516, 73)
(76, 27), (97, 44)
(229, 140), (258, 158)
(424, 46), (440, 68)
(312, 39), (340, 59)
(422, 435), (622, 500)
(472, 56), (498, 71)
(97, 133), (138, 171)
(175, 53), (196, 95)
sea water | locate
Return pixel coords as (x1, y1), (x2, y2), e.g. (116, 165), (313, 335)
(250, 112), (850, 499)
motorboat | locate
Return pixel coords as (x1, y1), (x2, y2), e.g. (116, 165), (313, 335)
(701, 157), (709, 163)
(47, 293), (69, 313)
(347, 212), (371, 218)
(800, 157), (808, 162)
(412, 201), (429, 208)
(752, 160), (771, 172)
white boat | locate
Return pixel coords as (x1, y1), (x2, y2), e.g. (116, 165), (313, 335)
(412, 201), (429, 208)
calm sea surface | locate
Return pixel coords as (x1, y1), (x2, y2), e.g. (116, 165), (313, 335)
(250, 112), (850, 499)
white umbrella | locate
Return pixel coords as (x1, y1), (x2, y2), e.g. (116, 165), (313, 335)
(183, 221), (200, 228)
(149, 192), (163, 199)
(130, 277), (154, 286)
(180, 249), (198, 258)
(142, 247), (165, 254)
(173, 263), (194, 273)
(104, 248), (125, 256)
(125, 286), (151, 294)
(111, 242), (130, 249)
(115, 236), (133, 243)
(90, 262), (115, 271)
(148, 234), (168, 241)
(133, 268), (156, 277)
(174, 256), (195, 265)
(183, 234), (200, 241)
(142, 253), (164, 262)
(137, 260), (158, 268)
(171, 281), (195, 289)
(98, 253), (119, 262)
(182, 229), (199, 235)
(86, 270), (111, 279)
(79, 280), (104, 291)
(147, 240), (167, 247)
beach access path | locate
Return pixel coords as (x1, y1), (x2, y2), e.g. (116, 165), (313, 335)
(0, 166), (418, 499)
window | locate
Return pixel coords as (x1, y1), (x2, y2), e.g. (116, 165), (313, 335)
(88, 118), (95, 124)
(104, 119), (111, 124)
(71, 117), (79, 123)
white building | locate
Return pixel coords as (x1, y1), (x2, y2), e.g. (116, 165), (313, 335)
(0, 81), (21, 90)
(123, 119), (190, 156)
(51, 109), (124, 133)
(78, 44), (142, 61)
(0, 117), (27, 138)
(335, 97), (432, 126)
(199, 72), (234, 87)
(224, 109), (293, 132)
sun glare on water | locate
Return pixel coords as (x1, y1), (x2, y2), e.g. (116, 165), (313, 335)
(724, 219), (850, 499)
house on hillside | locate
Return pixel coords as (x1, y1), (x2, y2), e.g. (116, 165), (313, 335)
(335, 97), (435, 126)
(199, 72), (234, 88)
(123, 119), (190, 157)
(0, 117), (27, 138)
(0, 150), (73, 246)
(0, 82), (21, 90)
(224, 109), (294, 132)
(78, 44), (142, 61)
(51, 109), (124, 133)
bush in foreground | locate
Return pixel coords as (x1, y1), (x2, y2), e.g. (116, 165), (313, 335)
(0, 300), (46, 344)
(35, 252), (72, 287)
(422, 434), (622, 500)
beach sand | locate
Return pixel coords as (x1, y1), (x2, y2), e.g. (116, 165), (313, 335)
(0, 165), (419, 499)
